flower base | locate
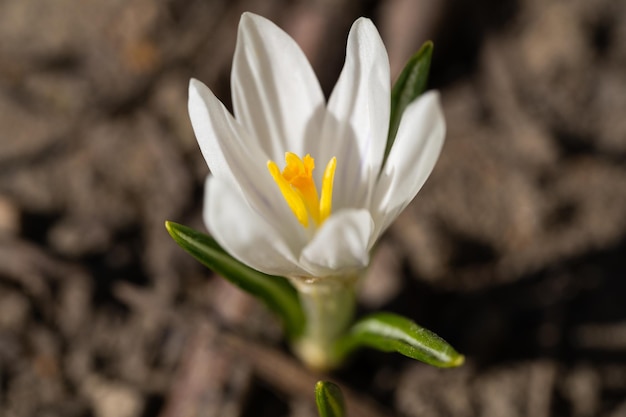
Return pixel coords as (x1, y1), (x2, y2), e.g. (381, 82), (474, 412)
(289, 277), (357, 371)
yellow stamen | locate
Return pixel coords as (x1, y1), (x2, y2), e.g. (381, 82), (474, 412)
(268, 153), (336, 228)
(268, 160), (309, 227)
(319, 157), (336, 223)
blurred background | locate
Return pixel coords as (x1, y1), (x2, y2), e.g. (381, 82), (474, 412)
(1, 0), (626, 416)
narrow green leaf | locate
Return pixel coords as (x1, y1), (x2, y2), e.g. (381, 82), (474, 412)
(384, 41), (434, 165)
(165, 221), (305, 338)
(315, 381), (346, 417)
(335, 312), (464, 368)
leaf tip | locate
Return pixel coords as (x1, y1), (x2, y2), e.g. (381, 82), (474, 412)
(314, 380), (324, 392)
(315, 380), (345, 417)
(450, 353), (465, 367)
(164, 220), (180, 241)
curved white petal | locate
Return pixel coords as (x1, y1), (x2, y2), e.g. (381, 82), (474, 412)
(189, 78), (243, 186)
(317, 18), (390, 210)
(204, 176), (308, 277)
(371, 91), (445, 240)
(232, 12), (325, 162)
(299, 209), (374, 277)
(189, 79), (307, 246)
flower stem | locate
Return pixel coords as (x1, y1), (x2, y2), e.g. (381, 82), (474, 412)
(290, 277), (356, 371)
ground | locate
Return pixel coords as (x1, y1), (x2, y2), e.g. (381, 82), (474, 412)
(1, 0), (625, 416)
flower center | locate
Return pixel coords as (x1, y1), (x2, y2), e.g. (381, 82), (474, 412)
(267, 152), (336, 228)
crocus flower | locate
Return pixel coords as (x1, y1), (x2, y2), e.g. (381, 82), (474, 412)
(189, 12), (445, 281)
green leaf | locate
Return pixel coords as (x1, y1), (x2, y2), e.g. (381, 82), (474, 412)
(335, 312), (464, 368)
(165, 221), (305, 339)
(384, 41), (434, 166)
(315, 381), (346, 417)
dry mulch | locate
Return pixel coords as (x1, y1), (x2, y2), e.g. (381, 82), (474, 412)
(1, 0), (625, 416)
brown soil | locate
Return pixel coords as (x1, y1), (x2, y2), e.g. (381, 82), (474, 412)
(1, 0), (625, 416)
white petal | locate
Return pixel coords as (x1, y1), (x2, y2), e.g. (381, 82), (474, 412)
(189, 78), (243, 185)
(371, 91), (445, 240)
(232, 12), (325, 162)
(317, 18), (390, 210)
(189, 78), (307, 245)
(300, 209), (374, 277)
(204, 176), (308, 277)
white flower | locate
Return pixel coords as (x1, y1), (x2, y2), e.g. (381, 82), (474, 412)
(189, 12), (445, 280)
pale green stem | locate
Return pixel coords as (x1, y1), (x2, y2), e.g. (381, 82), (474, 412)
(289, 277), (357, 371)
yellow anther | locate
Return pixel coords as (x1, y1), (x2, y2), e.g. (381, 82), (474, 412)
(268, 153), (336, 228)
(268, 160), (309, 227)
